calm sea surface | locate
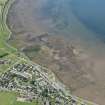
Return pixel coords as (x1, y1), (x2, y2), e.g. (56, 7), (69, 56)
(71, 0), (105, 40)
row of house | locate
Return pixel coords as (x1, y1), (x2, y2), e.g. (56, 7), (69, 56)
(0, 61), (87, 105)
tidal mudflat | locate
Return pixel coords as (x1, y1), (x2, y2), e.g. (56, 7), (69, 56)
(7, 0), (105, 104)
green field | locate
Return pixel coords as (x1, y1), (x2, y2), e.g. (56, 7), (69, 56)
(15, 101), (39, 105)
(0, 92), (16, 105)
(0, 0), (17, 52)
(0, 92), (38, 105)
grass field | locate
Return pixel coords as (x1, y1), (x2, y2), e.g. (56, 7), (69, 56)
(0, 0), (17, 52)
(0, 92), (38, 105)
(15, 101), (39, 105)
(0, 92), (16, 105)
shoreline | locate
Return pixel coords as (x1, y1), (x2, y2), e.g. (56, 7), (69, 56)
(3, 0), (104, 104)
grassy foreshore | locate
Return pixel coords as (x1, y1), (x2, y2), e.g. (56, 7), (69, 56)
(0, 0), (16, 56)
(0, 0), (36, 105)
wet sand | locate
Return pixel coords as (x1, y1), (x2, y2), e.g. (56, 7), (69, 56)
(7, 0), (105, 104)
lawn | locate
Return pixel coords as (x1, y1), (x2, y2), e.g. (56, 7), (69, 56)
(0, 91), (16, 105)
(15, 101), (38, 105)
(0, 92), (38, 105)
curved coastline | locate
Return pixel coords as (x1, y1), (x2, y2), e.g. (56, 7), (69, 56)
(0, 0), (98, 105)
